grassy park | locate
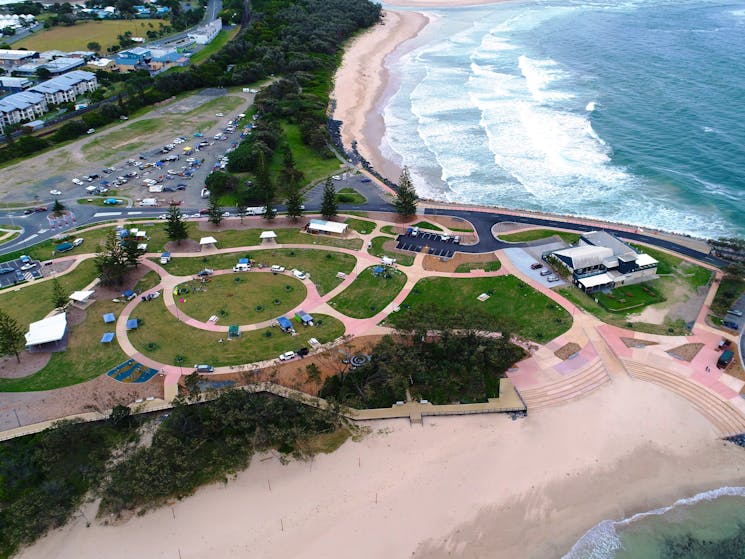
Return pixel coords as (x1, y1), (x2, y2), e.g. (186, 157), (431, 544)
(368, 236), (414, 266)
(0, 297), (126, 392)
(389, 275), (572, 342)
(174, 273), (306, 323)
(337, 188), (366, 204)
(330, 266), (407, 318)
(129, 299), (344, 367)
(594, 283), (665, 312)
(454, 259), (501, 273)
(163, 248), (356, 295)
(344, 217), (376, 234)
(498, 228), (581, 244)
(16, 19), (169, 52)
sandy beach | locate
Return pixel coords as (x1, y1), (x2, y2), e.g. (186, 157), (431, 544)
(332, 9), (429, 181)
(19, 375), (745, 559)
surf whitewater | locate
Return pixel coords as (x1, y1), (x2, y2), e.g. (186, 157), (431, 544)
(379, 0), (745, 239)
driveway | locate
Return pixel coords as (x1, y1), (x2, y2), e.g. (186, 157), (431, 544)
(502, 248), (567, 288)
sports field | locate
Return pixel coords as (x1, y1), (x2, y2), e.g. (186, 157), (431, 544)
(16, 19), (169, 52)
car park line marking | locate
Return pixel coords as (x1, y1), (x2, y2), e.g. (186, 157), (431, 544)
(93, 212), (122, 217)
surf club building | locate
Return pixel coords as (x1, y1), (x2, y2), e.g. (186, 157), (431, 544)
(548, 230), (658, 293)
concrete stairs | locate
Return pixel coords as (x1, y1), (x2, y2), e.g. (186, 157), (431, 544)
(519, 359), (610, 411)
(623, 360), (745, 437)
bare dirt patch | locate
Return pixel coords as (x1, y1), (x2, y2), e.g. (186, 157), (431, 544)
(164, 239), (201, 253)
(423, 252), (500, 273)
(0, 352), (51, 379)
(196, 216), (308, 231)
(554, 342), (581, 360)
(0, 374), (163, 430)
(666, 343), (704, 362)
(426, 215), (474, 232)
(621, 337), (659, 349)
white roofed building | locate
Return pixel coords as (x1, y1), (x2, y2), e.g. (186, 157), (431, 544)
(306, 219), (348, 236)
(0, 90), (47, 133)
(549, 230), (658, 293)
(25, 312), (68, 351)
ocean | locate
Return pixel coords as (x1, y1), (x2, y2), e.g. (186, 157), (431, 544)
(564, 487), (745, 559)
(379, 0), (745, 239)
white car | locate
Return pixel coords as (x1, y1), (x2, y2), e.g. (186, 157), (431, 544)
(270, 265), (285, 273)
(222, 211), (231, 217)
(332, 175), (342, 180)
(157, 214), (168, 220)
(291, 269), (307, 280)
(50, 189), (62, 196)
(72, 178), (83, 185)
(279, 351), (296, 361)
(215, 112), (224, 117)
(72, 238), (84, 247)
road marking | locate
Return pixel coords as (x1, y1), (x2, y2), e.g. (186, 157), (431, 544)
(127, 211), (143, 215)
(38, 229), (48, 234)
(93, 212), (122, 217)
(25, 234), (38, 241)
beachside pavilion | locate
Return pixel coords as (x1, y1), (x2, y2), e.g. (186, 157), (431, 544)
(25, 312), (68, 352)
(550, 230), (658, 293)
(306, 219), (348, 236)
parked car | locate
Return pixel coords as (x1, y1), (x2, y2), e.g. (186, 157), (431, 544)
(194, 364), (214, 373)
(23, 208), (33, 215)
(726, 309), (743, 317)
(291, 269), (307, 280)
(198, 208), (210, 215)
(540, 269), (552, 276)
(270, 265), (285, 273)
(360, 177), (372, 183)
(50, 189), (62, 196)
(72, 178), (83, 185)
(197, 269), (214, 277)
(0, 267), (14, 274)
(86, 128), (95, 134)
(72, 238), (84, 247)
(34, 206), (47, 212)
(723, 320), (740, 330)
(531, 263), (543, 270)
(547, 275), (560, 282)
(20, 263), (35, 271)
(279, 351), (296, 361)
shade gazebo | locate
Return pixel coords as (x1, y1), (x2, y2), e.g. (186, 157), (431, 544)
(260, 231), (277, 244)
(199, 236), (218, 251)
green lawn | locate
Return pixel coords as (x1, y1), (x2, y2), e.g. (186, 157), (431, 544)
(191, 226), (363, 251)
(280, 122), (340, 183)
(557, 285), (690, 336)
(0, 259), (99, 329)
(630, 244), (712, 288)
(454, 259), (502, 273)
(0, 297), (126, 392)
(389, 275), (572, 343)
(330, 266), (407, 319)
(135, 270), (161, 292)
(412, 221), (443, 232)
(380, 225), (403, 236)
(129, 299), (344, 367)
(174, 273), (306, 323)
(344, 217), (376, 234)
(594, 283), (665, 312)
(711, 275), (745, 316)
(15, 19), (170, 51)
(368, 236), (414, 266)
(337, 188), (366, 204)
(0, 226), (21, 246)
(163, 248), (356, 296)
(0, 225), (116, 264)
(189, 27), (240, 65)
(498, 229), (581, 244)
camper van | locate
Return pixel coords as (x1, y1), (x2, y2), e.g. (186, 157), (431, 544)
(139, 198), (158, 207)
(233, 262), (250, 272)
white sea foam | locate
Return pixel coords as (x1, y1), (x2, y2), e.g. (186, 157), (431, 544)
(518, 56), (574, 104)
(586, 101), (597, 111)
(562, 487), (745, 559)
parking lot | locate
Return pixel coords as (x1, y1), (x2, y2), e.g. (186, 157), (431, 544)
(0, 256), (42, 289)
(395, 230), (458, 258)
(502, 247), (567, 288)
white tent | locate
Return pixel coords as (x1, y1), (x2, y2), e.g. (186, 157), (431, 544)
(199, 236), (218, 245)
(260, 230), (277, 240)
(69, 290), (94, 303)
(25, 313), (67, 347)
(307, 219), (348, 235)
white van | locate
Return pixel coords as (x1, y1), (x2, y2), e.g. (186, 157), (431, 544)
(140, 198), (158, 207)
(233, 263), (250, 272)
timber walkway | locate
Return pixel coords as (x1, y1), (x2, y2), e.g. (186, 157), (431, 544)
(623, 360), (745, 437)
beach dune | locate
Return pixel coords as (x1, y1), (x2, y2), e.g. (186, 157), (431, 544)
(19, 376), (745, 559)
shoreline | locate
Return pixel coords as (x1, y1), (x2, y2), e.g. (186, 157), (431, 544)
(18, 376), (745, 558)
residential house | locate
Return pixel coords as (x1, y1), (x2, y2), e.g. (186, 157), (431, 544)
(29, 70), (98, 105)
(0, 90), (48, 133)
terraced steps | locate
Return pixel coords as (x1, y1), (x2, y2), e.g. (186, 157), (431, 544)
(519, 359), (611, 410)
(623, 360), (745, 437)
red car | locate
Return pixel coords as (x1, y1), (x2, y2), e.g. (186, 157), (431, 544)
(531, 263), (543, 270)
(198, 208), (210, 215)
(35, 206), (47, 212)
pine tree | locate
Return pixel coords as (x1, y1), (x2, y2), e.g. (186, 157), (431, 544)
(321, 177), (338, 219)
(51, 277), (67, 310)
(394, 166), (418, 217)
(278, 148), (304, 194)
(165, 204), (189, 245)
(263, 193), (276, 220)
(95, 229), (132, 286)
(52, 198), (65, 217)
(285, 186), (304, 221)
(0, 308), (26, 363)
(207, 196), (223, 226)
